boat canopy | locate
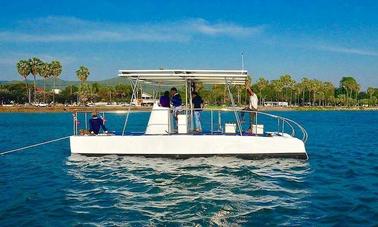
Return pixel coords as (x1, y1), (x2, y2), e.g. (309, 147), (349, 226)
(118, 69), (248, 85)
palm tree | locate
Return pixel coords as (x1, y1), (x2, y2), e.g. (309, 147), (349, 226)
(293, 83), (302, 105)
(279, 74), (296, 104)
(76, 66), (90, 85)
(300, 77), (311, 105)
(16, 60), (31, 102)
(255, 77), (269, 104)
(50, 60), (62, 104)
(309, 79), (322, 106)
(367, 87), (375, 100)
(340, 76), (359, 105)
(39, 62), (51, 103)
(271, 79), (283, 101)
(323, 82), (335, 106)
(76, 66), (90, 104)
(29, 57), (43, 103)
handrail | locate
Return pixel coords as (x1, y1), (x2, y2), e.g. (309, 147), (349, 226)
(72, 107), (308, 143)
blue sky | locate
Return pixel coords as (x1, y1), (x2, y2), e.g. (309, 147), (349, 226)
(0, 0), (377, 89)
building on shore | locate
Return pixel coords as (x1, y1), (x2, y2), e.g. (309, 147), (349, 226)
(263, 101), (289, 107)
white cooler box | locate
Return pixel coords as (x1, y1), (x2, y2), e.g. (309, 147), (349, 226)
(225, 123), (236, 134)
(251, 124), (264, 135)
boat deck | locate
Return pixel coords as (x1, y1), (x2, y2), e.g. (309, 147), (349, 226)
(94, 131), (284, 137)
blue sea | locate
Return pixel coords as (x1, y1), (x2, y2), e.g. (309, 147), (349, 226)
(0, 111), (377, 226)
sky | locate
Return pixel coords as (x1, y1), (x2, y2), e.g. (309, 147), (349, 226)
(0, 0), (377, 89)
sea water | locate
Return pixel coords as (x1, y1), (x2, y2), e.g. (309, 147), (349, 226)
(0, 111), (377, 225)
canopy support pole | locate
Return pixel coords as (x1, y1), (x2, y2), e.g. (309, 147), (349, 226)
(122, 77), (139, 136)
(185, 79), (188, 118)
(189, 80), (194, 132)
(85, 112), (88, 130)
(225, 78), (243, 136)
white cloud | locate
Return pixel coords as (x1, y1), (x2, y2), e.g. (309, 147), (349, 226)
(315, 44), (378, 57)
(185, 18), (263, 37)
(0, 16), (263, 43)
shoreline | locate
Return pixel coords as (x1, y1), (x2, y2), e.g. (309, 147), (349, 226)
(0, 105), (377, 113)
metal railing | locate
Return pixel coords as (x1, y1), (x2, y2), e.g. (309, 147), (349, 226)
(72, 107), (308, 143)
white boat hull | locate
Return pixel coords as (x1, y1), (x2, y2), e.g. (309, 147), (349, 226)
(70, 134), (308, 159)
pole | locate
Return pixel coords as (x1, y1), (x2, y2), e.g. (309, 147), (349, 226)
(122, 77), (139, 135)
(225, 78), (243, 136)
(255, 111), (258, 136)
(185, 79), (188, 117)
(189, 80), (194, 132)
(211, 110), (213, 134)
(85, 112), (88, 130)
(241, 53), (244, 71)
(73, 113), (76, 135)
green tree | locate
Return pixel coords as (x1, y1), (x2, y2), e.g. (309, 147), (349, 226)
(367, 87), (375, 100)
(114, 84), (132, 102)
(323, 82), (335, 106)
(1, 83), (28, 104)
(279, 74), (296, 104)
(76, 66), (90, 85)
(271, 79), (283, 101)
(39, 62), (51, 103)
(309, 79), (322, 106)
(29, 57), (43, 103)
(58, 85), (78, 104)
(299, 77), (311, 105)
(255, 77), (269, 104)
(293, 83), (303, 105)
(340, 76), (359, 106)
(50, 60), (62, 104)
(16, 59), (31, 102)
(76, 66), (90, 104)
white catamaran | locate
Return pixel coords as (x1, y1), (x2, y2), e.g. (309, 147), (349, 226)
(70, 69), (308, 159)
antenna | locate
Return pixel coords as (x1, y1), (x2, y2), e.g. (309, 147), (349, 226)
(241, 52), (244, 71)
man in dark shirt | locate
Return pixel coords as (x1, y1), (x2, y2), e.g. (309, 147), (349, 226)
(170, 87), (182, 124)
(89, 112), (107, 134)
(192, 91), (204, 132)
(170, 87), (182, 107)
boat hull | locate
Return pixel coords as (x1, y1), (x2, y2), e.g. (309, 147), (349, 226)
(70, 134), (308, 159)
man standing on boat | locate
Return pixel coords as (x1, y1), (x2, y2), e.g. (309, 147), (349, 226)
(170, 87), (182, 127)
(89, 112), (107, 135)
(192, 91), (204, 132)
(245, 80), (258, 133)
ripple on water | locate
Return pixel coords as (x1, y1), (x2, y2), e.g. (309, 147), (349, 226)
(61, 155), (313, 225)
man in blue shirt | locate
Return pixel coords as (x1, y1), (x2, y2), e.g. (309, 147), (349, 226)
(170, 87), (182, 107)
(192, 91), (204, 132)
(89, 112), (107, 134)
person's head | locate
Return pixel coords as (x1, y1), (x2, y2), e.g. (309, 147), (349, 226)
(192, 91), (198, 97)
(92, 111), (98, 118)
(170, 87), (177, 95)
(164, 91), (170, 97)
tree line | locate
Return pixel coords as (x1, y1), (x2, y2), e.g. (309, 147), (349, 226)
(15, 57), (62, 103)
(1, 58), (378, 107)
(196, 75), (378, 107)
